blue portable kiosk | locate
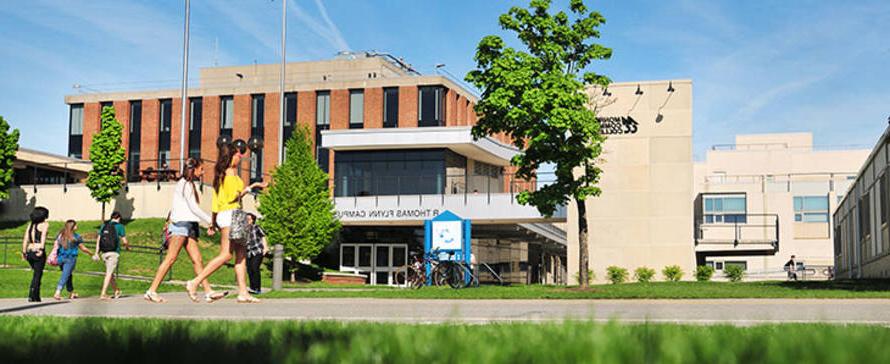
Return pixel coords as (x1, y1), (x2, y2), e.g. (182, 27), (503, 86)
(424, 210), (472, 286)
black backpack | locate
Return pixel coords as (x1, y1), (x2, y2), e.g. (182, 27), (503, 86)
(98, 222), (120, 253)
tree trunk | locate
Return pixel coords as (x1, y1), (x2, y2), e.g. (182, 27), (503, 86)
(576, 196), (590, 288)
(101, 202), (106, 222)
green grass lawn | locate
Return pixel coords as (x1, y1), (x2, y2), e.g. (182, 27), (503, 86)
(0, 316), (888, 363)
(0, 218), (263, 286)
(0, 269), (180, 299)
(260, 280), (890, 299)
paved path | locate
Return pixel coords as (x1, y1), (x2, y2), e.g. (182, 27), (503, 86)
(3, 295), (890, 325)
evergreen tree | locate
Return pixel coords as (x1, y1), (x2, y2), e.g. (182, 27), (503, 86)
(0, 116), (20, 200)
(466, 0), (612, 287)
(259, 126), (340, 262)
(86, 106), (126, 220)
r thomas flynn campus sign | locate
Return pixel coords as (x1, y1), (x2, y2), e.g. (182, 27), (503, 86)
(336, 208), (443, 221)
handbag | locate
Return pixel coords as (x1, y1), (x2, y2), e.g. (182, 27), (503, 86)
(228, 209), (250, 246)
(47, 238), (60, 266)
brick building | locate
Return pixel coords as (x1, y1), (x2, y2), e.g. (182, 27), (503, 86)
(64, 53), (567, 285)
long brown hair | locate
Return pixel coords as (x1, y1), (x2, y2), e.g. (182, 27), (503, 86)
(182, 157), (201, 203)
(213, 143), (236, 192)
(58, 220), (77, 249)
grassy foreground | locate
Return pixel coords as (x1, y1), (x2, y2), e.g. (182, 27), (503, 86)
(0, 316), (888, 363)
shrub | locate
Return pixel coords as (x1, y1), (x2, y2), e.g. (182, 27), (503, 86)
(606, 266), (629, 284)
(662, 265), (684, 282)
(724, 265), (745, 282)
(634, 267), (656, 283)
(695, 265), (715, 282)
(574, 269), (595, 286)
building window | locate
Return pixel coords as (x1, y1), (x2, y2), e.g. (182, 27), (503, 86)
(68, 104), (84, 159)
(383, 87), (399, 128)
(158, 99), (172, 168)
(349, 89), (364, 129)
(316, 91), (331, 173)
(188, 97), (202, 159)
(724, 261), (747, 271)
(882, 173), (889, 225)
(794, 196), (829, 222)
(283, 92), (297, 157)
(250, 94), (265, 184)
(333, 149), (448, 196)
(703, 194), (746, 223)
(418, 86), (446, 127)
(249, 151), (263, 184)
(220, 96), (234, 137)
(860, 192), (871, 240)
(127, 101), (142, 181)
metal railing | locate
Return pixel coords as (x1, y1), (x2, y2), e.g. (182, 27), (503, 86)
(695, 213), (780, 250)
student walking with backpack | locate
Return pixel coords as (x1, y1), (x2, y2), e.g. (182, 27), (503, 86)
(144, 158), (227, 303)
(93, 211), (130, 300)
(186, 141), (266, 303)
(53, 220), (93, 300)
(21, 207), (49, 302)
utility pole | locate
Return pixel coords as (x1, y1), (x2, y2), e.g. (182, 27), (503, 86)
(278, 0), (287, 164)
(179, 0), (191, 169)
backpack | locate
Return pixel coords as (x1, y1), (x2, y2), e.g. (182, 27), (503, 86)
(98, 221), (120, 253)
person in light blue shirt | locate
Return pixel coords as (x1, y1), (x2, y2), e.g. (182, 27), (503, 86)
(53, 220), (93, 300)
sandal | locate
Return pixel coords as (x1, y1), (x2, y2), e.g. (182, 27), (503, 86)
(99, 295), (111, 301)
(236, 295), (261, 304)
(69, 292), (78, 299)
(185, 280), (199, 302)
(53, 292), (62, 301)
(144, 291), (166, 303)
(204, 291), (229, 303)
(113, 289), (122, 299)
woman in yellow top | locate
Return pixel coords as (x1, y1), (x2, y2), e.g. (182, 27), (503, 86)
(186, 142), (266, 303)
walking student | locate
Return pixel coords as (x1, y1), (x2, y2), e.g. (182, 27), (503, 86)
(144, 158), (227, 303)
(784, 255), (798, 281)
(93, 211), (130, 300)
(53, 220), (93, 300)
(21, 207), (49, 302)
(245, 213), (269, 294)
(186, 141), (266, 303)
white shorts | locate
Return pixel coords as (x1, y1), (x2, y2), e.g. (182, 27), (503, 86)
(216, 209), (234, 229)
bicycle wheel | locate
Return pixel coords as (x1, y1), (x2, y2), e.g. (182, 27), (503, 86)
(407, 268), (424, 289)
(445, 264), (465, 289)
(432, 265), (449, 287)
(394, 270), (407, 287)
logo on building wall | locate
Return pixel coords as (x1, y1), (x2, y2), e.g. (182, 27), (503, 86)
(598, 116), (639, 135)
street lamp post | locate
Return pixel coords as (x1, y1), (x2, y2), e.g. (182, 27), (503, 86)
(278, 0), (287, 164)
(179, 0), (191, 169)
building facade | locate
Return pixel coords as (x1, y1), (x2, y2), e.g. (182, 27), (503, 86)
(567, 80), (696, 283)
(695, 133), (868, 279)
(64, 53), (566, 285)
(833, 125), (890, 279)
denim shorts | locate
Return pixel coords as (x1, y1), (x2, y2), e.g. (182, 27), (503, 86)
(169, 221), (199, 239)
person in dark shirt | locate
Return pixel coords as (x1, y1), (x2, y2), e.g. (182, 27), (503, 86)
(784, 255), (798, 281)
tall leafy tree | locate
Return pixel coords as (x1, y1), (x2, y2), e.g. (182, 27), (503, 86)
(86, 106), (126, 220)
(466, 0), (612, 287)
(0, 116), (20, 200)
(259, 126), (340, 263)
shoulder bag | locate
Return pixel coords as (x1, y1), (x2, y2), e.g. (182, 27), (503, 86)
(228, 209), (250, 246)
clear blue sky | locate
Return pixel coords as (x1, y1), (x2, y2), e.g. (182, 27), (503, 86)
(1, 0), (888, 158)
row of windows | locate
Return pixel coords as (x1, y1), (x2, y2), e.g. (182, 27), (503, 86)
(68, 86), (459, 180)
(702, 194), (830, 224)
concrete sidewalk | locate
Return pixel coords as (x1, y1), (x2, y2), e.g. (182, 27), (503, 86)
(4, 295), (890, 325)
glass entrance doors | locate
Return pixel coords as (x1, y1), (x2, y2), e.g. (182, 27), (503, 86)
(340, 243), (408, 285)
